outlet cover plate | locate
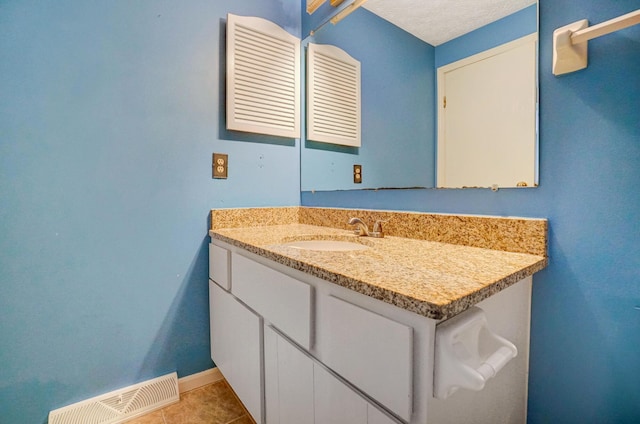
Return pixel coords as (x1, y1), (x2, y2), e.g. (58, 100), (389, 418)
(213, 153), (228, 179)
(353, 164), (362, 184)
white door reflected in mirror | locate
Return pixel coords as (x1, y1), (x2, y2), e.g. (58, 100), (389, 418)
(437, 34), (538, 188)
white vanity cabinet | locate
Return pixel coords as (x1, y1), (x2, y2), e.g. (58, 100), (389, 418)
(231, 253), (312, 349)
(318, 295), (413, 421)
(264, 325), (399, 424)
(209, 240), (533, 424)
(209, 281), (263, 423)
(314, 362), (399, 424)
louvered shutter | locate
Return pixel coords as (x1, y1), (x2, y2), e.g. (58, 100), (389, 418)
(307, 43), (361, 147)
(226, 14), (301, 138)
(307, 0), (326, 14)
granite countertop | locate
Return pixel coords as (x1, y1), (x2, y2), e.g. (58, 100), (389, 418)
(209, 216), (548, 320)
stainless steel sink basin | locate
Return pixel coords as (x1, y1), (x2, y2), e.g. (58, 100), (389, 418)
(277, 239), (370, 251)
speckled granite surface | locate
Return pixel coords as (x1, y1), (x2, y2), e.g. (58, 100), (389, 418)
(210, 207), (299, 229)
(299, 207), (547, 256)
(209, 207), (548, 320)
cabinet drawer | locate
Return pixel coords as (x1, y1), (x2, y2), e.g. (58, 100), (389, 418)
(209, 243), (230, 290)
(232, 253), (313, 349)
(320, 295), (413, 422)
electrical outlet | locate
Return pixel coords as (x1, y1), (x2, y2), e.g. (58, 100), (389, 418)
(213, 153), (228, 179)
(353, 164), (362, 184)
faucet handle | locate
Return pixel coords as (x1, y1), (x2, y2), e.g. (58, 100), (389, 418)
(347, 217), (369, 236)
(371, 219), (388, 238)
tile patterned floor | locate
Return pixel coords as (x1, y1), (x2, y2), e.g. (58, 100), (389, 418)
(127, 380), (256, 424)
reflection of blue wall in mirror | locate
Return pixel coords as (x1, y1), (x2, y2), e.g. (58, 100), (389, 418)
(302, 8), (435, 191)
(436, 4), (537, 68)
(301, 4), (537, 192)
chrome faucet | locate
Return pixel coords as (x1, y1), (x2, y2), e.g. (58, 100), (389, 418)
(347, 217), (387, 238)
(348, 217), (369, 236)
(371, 219), (387, 238)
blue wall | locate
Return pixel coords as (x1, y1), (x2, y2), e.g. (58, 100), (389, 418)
(0, 1), (299, 422)
(301, 8), (435, 191)
(436, 4), (538, 68)
(303, 0), (640, 421)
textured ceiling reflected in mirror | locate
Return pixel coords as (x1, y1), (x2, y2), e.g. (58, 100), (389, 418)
(364, 0), (535, 46)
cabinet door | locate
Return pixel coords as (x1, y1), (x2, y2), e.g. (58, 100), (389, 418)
(209, 281), (263, 423)
(320, 295), (413, 421)
(264, 326), (314, 424)
(314, 363), (367, 424)
(367, 404), (401, 424)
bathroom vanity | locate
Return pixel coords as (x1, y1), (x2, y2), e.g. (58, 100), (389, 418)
(208, 207), (547, 424)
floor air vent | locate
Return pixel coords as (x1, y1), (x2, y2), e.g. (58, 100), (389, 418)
(49, 372), (179, 424)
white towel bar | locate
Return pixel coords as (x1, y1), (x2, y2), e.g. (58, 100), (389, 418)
(553, 9), (640, 76)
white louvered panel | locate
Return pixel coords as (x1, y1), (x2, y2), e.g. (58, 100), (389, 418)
(307, 0), (326, 14)
(227, 14), (301, 138)
(308, 43), (361, 147)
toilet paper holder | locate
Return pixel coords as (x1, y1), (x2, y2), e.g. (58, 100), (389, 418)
(434, 306), (517, 400)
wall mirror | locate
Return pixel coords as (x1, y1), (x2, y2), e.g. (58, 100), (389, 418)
(300, 0), (538, 191)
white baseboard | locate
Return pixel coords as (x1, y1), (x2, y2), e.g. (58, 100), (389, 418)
(178, 367), (224, 394)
